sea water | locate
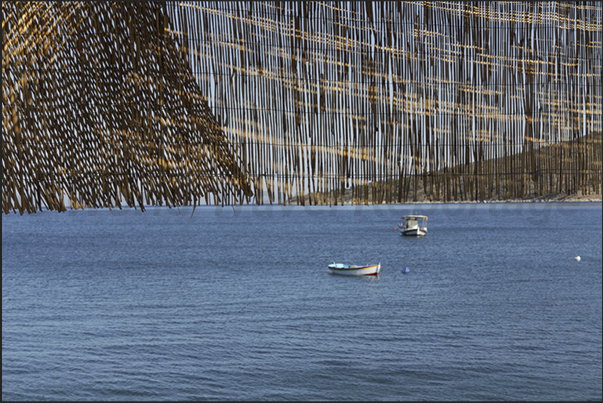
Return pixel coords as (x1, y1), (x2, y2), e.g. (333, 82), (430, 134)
(2, 203), (601, 400)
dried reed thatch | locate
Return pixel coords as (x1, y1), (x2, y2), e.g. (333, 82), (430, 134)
(3, 1), (602, 214)
(3, 1), (253, 214)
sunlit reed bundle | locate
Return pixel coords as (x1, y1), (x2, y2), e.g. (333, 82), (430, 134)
(3, 2), (253, 214)
(3, 1), (602, 214)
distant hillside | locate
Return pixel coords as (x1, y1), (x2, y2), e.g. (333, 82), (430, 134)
(291, 132), (602, 205)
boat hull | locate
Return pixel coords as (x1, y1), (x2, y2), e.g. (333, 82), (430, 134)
(401, 228), (427, 236)
(327, 263), (381, 276)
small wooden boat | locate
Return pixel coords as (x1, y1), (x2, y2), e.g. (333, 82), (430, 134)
(399, 214), (428, 236)
(327, 262), (381, 276)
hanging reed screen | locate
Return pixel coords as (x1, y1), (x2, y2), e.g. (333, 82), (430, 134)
(3, 1), (602, 214)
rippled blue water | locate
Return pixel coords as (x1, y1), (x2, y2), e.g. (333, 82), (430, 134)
(2, 203), (602, 401)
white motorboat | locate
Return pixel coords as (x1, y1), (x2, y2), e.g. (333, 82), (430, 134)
(399, 215), (428, 236)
